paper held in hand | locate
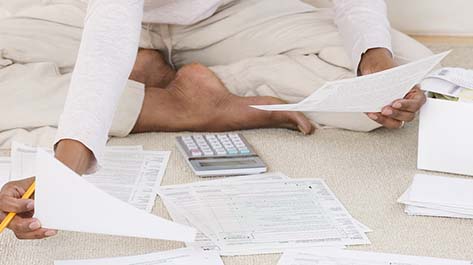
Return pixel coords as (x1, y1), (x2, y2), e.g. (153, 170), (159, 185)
(33, 149), (196, 242)
(251, 51), (450, 113)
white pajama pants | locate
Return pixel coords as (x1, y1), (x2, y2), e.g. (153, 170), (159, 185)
(0, 0), (433, 148)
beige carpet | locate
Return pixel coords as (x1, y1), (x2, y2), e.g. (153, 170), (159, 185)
(1, 43), (473, 264)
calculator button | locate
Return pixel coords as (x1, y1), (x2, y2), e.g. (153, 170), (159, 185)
(187, 143), (197, 149)
(239, 149), (251, 154)
(205, 135), (217, 141)
(191, 150), (203, 157)
(218, 135), (229, 140)
(227, 149), (238, 155)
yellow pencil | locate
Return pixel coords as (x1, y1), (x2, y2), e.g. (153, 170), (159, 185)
(0, 181), (36, 233)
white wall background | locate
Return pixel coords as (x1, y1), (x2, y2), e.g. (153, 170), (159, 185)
(304, 0), (473, 36)
(1, 0), (473, 36)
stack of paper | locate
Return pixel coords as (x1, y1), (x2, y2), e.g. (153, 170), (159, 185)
(398, 174), (473, 218)
(277, 248), (470, 265)
(421, 67), (473, 102)
(55, 248), (224, 265)
(8, 142), (170, 212)
(158, 173), (371, 256)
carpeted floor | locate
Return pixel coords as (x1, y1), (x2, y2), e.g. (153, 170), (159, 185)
(1, 43), (473, 265)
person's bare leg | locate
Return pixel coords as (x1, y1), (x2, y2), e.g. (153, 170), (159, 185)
(132, 63), (315, 134)
(129, 49), (176, 88)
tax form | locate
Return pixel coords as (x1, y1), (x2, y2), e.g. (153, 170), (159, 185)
(161, 173), (370, 255)
(159, 176), (370, 255)
(84, 150), (170, 212)
(277, 248), (471, 265)
(54, 248), (224, 265)
(0, 157), (10, 189)
(9, 142), (170, 212)
(252, 51), (449, 113)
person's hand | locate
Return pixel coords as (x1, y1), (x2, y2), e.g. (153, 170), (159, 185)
(359, 48), (427, 129)
(0, 178), (57, 239)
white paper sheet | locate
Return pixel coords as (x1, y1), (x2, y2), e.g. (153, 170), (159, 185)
(159, 177), (370, 255)
(54, 248), (224, 265)
(34, 149), (196, 241)
(418, 97), (473, 176)
(0, 157), (10, 189)
(398, 174), (473, 218)
(409, 174), (473, 208)
(252, 51), (449, 113)
(277, 248), (470, 265)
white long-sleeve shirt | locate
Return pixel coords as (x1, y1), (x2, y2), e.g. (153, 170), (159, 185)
(55, 0), (393, 168)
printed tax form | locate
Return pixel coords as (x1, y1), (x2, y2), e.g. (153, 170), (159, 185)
(0, 157), (10, 189)
(162, 173), (370, 255)
(252, 51), (449, 113)
(159, 174), (371, 255)
(9, 142), (170, 212)
(277, 248), (471, 265)
(55, 248), (224, 265)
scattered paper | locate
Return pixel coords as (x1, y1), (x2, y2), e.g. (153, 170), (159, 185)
(277, 248), (470, 265)
(163, 173), (371, 255)
(252, 51), (449, 113)
(84, 150), (170, 212)
(398, 174), (473, 218)
(34, 149), (196, 241)
(9, 142), (169, 212)
(0, 157), (10, 189)
(159, 174), (370, 255)
(55, 248), (224, 265)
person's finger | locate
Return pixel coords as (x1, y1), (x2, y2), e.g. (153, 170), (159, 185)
(14, 229), (57, 240)
(1, 178), (35, 194)
(287, 111), (316, 135)
(8, 217), (42, 234)
(392, 94), (426, 113)
(381, 107), (416, 122)
(367, 113), (403, 129)
(0, 195), (34, 213)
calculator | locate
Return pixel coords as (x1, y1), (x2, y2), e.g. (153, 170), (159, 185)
(176, 134), (267, 177)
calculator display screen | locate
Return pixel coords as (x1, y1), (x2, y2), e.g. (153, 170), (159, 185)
(199, 160), (257, 167)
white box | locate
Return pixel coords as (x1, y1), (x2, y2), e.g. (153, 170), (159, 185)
(418, 97), (473, 176)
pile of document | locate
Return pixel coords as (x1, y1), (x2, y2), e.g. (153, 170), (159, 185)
(277, 248), (471, 265)
(55, 248), (223, 265)
(4, 142), (171, 212)
(398, 174), (473, 219)
(422, 67), (473, 103)
(158, 172), (371, 256)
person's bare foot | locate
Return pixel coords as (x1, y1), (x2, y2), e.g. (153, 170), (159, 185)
(129, 49), (176, 88)
(133, 63), (315, 134)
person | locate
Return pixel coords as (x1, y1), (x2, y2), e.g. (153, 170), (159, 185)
(0, 0), (429, 239)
